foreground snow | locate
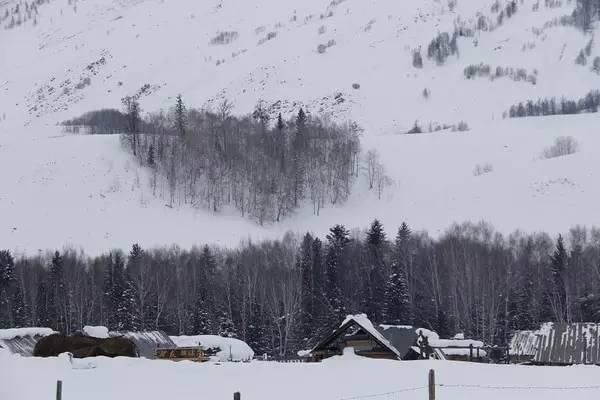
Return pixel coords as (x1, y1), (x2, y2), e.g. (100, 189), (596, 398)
(2, 352), (600, 400)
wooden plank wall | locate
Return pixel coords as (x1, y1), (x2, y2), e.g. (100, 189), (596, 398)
(534, 323), (600, 364)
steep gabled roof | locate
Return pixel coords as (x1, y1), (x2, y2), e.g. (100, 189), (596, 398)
(310, 314), (407, 359)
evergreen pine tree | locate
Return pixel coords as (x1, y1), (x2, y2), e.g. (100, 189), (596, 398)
(104, 253), (136, 331)
(323, 225), (350, 326)
(296, 108), (307, 133)
(383, 224), (412, 325)
(298, 233), (314, 346)
(435, 308), (451, 338)
(309, 237), (323, 343)
(175, 94), (186, 137)
(12, 284), (27, 328)
(0, 250), (16, 328)
(147, 144), (155, 167)
(48, 251), (65, 332)
(364, 219), (386, 322)
(218, 308), (237, 338)
(277, 112), (286, 170)
(191, 293), (211, 334)
(550, 235), (568, 323)
(292, 108), (307, 206)
(246, 301), (270, 357)
(35, 279), (51, 327)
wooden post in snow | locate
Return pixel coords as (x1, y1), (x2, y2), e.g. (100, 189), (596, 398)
(56, 380), (63, 400)
(234, 392), (241, 400)
(428, 369), (435, 400)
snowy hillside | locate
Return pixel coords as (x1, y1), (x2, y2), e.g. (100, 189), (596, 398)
(1, 0), (600, 253)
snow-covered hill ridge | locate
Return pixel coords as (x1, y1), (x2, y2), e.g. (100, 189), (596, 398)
(1, 0), (596, 131)
(1, 0), (600, 253)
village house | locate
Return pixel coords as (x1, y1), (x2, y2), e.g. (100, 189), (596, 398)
(302, 314), (486, 362)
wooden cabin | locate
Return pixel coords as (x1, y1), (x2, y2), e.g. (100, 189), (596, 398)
(155, 346), (210, 362)
(306, 314), (428, 361)
(304, 314), (491, 363)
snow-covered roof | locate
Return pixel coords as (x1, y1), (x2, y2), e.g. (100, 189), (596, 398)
(83, 326), (109, 339)
(339, 314), (403, 358)
(169, 335), (254, 362)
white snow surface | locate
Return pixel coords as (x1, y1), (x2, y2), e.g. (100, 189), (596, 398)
(169, 335), (254, 362)
(2, 0), (600, 253)
(0, 328), (56, 340)
(3, 352), (600, 400)
(82, 326), (109, 339)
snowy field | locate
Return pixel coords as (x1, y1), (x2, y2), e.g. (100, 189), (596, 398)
(2, 113), (600, 254)
(2, 352), (600, 400)
(2, 0), (600, 253)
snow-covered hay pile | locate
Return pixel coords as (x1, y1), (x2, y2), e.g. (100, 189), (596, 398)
(83, 326), (109, 339)
(170, 335), (254, 362)
(0, 328), (56, 341)
(80, 327), (174, 358)
(0, 328), (57, 356)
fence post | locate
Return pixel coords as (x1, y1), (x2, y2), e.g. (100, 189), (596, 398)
(469, 344), (473, 361)
(428, 369), (435, 400)
(56, 380), (63, 400)
(234, 392), (241, 400)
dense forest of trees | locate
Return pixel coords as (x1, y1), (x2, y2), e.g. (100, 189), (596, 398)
(129, 98), (361, 224)
(3, 221), (600, 357)
(65, 97), (366, 225)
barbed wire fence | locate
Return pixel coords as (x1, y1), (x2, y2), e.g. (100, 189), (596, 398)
(338, 369), (600, 400)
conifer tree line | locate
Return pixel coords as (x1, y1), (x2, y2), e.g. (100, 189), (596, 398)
(506, 90), (600, 118)
(4, 222), (600, 357)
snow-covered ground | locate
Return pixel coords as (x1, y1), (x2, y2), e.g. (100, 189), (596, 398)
(2, 0), (600, 253)
(3, 351), (600, 400)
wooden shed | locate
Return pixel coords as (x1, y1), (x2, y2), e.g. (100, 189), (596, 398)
(534, 323), (600, 365)
(510, 323), (600, 365)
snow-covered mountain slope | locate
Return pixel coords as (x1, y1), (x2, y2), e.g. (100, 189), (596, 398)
(1, 0), (600, 253)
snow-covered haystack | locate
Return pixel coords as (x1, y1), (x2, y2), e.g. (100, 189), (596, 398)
(82, 326), (109, 339)
(0, 327), (57, 356)
(170, 335), (254, 362)
(0, 328), (56, 340)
